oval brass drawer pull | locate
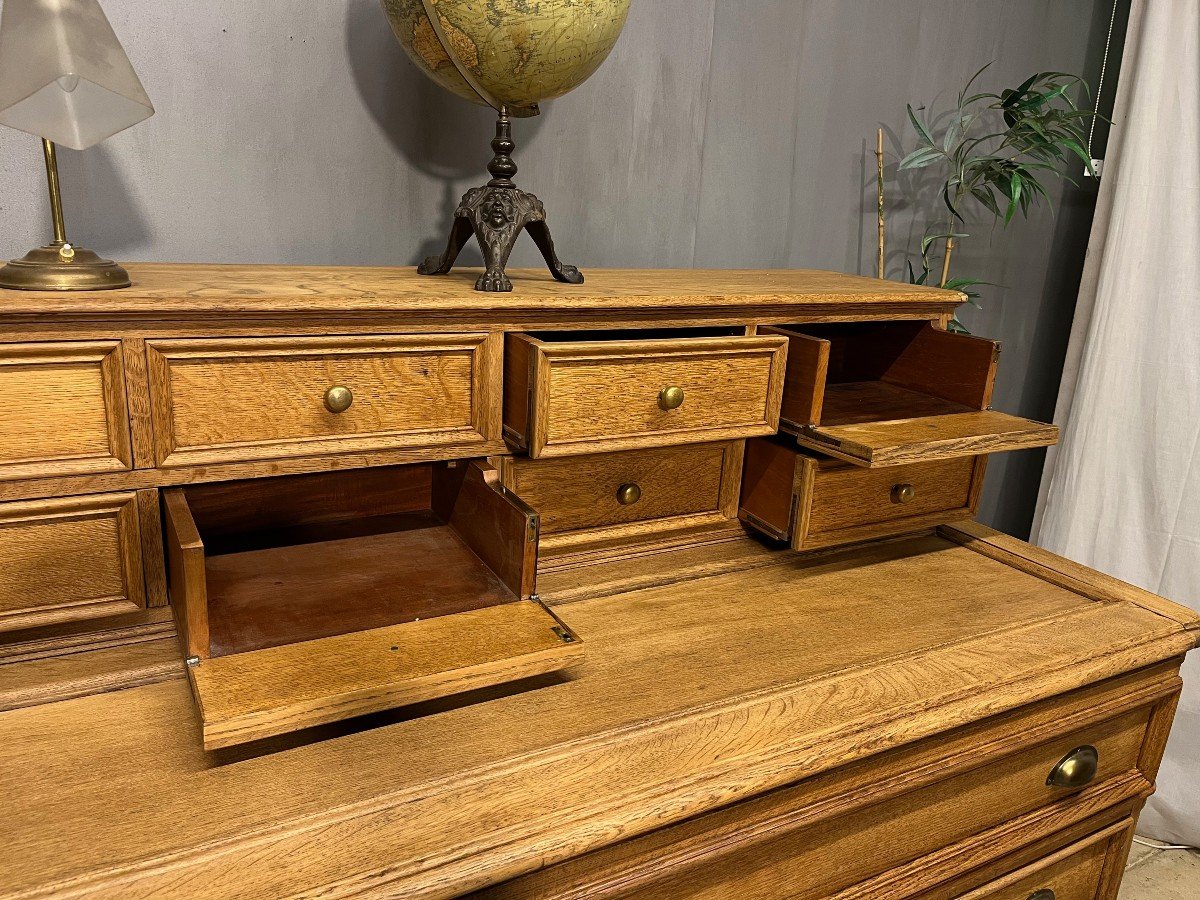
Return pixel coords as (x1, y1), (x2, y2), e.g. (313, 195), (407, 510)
(658, 386), (685, 410)
(616, 483), (642, 505)
(891, 483), (916, 504)
(1046, 745), (1098, 789)
(324, 385), (354, 414)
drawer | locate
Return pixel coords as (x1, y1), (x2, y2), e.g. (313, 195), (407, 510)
(164, 462), (580, 749)
(740, 436), (981, 550)
(0, 341), (132, 481)
(945, 819), (1132, 899)
(497, 442), (742, 546)
(146, 334), (502, 468)
(0, 492), (146, 631)
(504, 330), (787, 458)
(763, 322), (1058, 467)
(477, 676), (1160, 899)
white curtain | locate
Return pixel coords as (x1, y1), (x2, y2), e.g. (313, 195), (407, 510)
(1033, 0), (1200, 846)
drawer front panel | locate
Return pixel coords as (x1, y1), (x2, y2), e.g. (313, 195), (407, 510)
(478, 699), (1152, 900)
(807, 455), (977, 536)
(147, 335), (501, 467)
(517, 336), (786, 457)
(502, 443), (739, 535)
(0, 342), (131, 481)
(0, 492), (146, 631)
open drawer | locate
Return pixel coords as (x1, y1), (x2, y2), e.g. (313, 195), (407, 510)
(163, 462), (581, 750)
(762, 322), (1058, 467)
(740, 435), (983, 551)
(504, 328), (787, 458)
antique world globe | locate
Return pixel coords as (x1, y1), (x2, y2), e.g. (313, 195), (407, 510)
(380, 0), (632, 292)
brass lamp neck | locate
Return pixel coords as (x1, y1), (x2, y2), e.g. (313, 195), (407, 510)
(42, 139), (67, 245)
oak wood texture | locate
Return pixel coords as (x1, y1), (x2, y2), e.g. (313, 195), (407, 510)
(791, 409), (1061, 467)
(189, 600), (581, 750)
(0, 532), (1195, 898)
(0, 341), (132, 481)
(740, 437), (982, 550)
(497, 442), (742, 551)
(0, 492), (146, 632)
(146, 333), (503, 468)
(504, 332), (787, 457)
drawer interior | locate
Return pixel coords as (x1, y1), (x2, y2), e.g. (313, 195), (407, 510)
(765, 322), (1058, 466)
(521, 326), (745, 343)
(164, 462), (580, 749)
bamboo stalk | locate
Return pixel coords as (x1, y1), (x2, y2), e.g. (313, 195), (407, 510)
(940, 236), (955, 287)
(875, 128), (886, 279)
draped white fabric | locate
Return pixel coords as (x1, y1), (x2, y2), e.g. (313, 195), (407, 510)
(1032, 0), (1200, 846)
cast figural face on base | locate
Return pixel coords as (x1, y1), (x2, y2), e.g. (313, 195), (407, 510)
(0, 0), (153, 291)
(382, 0), (631, 292)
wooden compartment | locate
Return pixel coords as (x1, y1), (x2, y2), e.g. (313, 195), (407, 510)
(146, 334), (503, 469)
(762, 322), (1058, 467)
(163, 462), (580, 750)
(740, 436), (982, 550)
(504, 328), (787, 458)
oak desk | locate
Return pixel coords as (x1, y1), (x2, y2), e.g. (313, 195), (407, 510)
(0, 266), (1194, 898)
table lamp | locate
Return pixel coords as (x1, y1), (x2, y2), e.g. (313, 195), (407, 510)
(0, 0), (153, 290)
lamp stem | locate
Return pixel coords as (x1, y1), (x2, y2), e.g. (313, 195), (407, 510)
(42, 139), (67, 245)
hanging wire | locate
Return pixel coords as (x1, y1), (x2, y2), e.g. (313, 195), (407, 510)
(1086, 0), (1121, 176)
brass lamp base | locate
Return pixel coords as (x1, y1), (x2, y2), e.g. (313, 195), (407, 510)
(0, 242), (130, 291)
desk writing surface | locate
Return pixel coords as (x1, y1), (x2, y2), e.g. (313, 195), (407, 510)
(0, 532), (1194, 898)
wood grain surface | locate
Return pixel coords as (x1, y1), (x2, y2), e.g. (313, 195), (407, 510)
(0, 533), (1195, 898)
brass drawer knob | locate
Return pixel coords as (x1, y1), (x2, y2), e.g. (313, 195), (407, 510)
(891, 483), (916, 504)
(1046, 745), (1098, 789)
(658, 385), (685, 410)
(324, 385), (354, 414)
(616, 483), (642, 505)
(1027, 890), (1055, 900)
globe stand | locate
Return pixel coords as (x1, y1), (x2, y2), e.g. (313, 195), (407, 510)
(418, 109), (584, 293)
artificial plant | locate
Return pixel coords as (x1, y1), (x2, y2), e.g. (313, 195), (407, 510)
(900, 65), (1096, 331)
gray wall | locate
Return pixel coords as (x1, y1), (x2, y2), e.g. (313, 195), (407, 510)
(0, 0), (1114, 537)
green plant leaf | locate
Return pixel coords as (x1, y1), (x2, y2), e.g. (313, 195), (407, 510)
(907, 103), (936, 146)
(899, 147), (943, 169)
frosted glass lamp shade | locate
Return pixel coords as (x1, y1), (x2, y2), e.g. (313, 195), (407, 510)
(0, 0), (153, 151)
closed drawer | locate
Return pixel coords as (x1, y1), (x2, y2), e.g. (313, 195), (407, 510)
(498, 442), (742, 545)
(476, 675), (1162, 899)
(0, 341), (132, 481)
(763, 322), (1057, 467)
(146, 334), (502, 468)
(0, 492), (146, 632)
(504, 330), (787, 458)
(740, 437), (981, 551)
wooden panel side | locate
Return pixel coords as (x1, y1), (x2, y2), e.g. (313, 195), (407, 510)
(737, 438), (800, 540)
(883, 325), (1000, 410)
(761, 325), (830, 426)
(121, 338), (156, 469)
(161, 488), (210, 659)
(502, 333), (535, 449)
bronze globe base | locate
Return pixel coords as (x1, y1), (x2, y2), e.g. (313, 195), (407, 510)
(0, 242), (130, 291)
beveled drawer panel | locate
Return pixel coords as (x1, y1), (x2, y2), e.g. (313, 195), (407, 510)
(740, 437), (982, 551)
(0, 341), (132, 481)
(0, 492), (146, 632)
(499, 442), (742, 539)
(476, 675), (1163, 900)
(504, 332), (786, 458)
(146, 334), (502, 468)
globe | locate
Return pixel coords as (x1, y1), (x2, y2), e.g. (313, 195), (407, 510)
(381, 0), (631, 112)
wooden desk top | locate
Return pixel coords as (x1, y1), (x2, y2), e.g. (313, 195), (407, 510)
(0, 265), (962, 324)
(1, 525), (1195, 899)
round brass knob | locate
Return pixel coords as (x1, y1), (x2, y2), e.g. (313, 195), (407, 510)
(1027, 890), (1055, 900)
(1046, 745), (1098, 789)
(891, 483), (916, 504)
(324, 385), (354, 414)
(659, 386), (685, 410)
(616, 483), (642, 506)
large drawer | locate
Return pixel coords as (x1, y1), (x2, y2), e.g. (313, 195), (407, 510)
(146, 334), (502, 468)
(475, 671), (1167, 899)
(0, 341), (132, 481)
(497, 442), (743, 548)
(740, 436), (982, 550)
(0, 492), (147, 631)
(504, 330), (786, 458)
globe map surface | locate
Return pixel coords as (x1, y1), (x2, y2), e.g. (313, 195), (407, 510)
(382, 0), (631, 110)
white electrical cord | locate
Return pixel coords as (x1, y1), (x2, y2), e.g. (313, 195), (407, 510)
(1132, 835), (1197, 851)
